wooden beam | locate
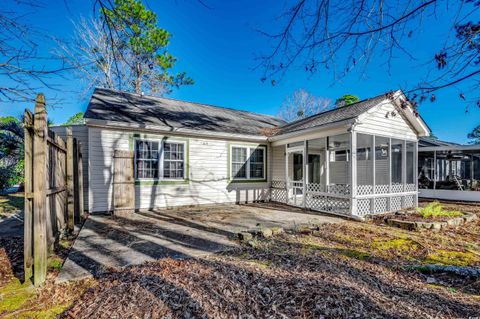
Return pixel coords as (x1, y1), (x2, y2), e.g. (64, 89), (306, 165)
(23, 109), (33, 283)
(32, 93), (47, 286)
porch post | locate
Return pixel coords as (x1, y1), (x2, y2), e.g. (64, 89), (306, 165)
(402, 140), (407, 208)
(325, 137), (330, 191)
(388, 138), (392, 211)
(350, 130), (357, 215)
(285, 144), (289, 204)
(371, 135), (376, 214)
(433, 150), (437, 190)
(415, 141), (419, 207)
(303, 140), (308, 209)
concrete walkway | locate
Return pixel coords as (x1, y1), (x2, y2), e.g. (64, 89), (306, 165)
(58, 203), (345, 282)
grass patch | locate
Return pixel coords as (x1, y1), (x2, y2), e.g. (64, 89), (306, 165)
(424, 250), (480, 267)
(0, 279), (35, 313)
(340, 249), (371, 260)
(372, 238), (418, 252)
(47, 256), (64, 271)
(417, 201), (463, 218)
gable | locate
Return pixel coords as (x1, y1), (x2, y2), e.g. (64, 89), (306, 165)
(355, 99), (418, 140)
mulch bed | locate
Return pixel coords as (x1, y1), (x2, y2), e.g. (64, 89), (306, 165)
(62, 235), (480, 319)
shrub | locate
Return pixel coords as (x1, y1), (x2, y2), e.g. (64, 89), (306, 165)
(417, 201), (463, 218)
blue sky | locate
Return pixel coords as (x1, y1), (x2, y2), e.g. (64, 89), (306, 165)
(1, 0), (479, 143)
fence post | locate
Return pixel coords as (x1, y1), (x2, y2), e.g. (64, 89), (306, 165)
(66, 128), (74, 232)
(77, 143), (84, 219)
(32, 94), (48, 286)
(23, 110), (34, 283)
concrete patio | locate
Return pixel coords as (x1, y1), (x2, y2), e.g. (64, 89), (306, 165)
(58, 203), (345, 282)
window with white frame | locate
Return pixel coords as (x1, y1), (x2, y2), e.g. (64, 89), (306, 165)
(163, 142), (185, 179)
(135, 140), (159, 179)
(231, 145), (266, 179)
(135, 139), (186, 180)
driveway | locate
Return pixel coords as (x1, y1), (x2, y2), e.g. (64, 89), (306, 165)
(58, 203), (345, 282)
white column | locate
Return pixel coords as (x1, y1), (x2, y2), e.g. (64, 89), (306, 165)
(388, 138), (392, 211)
(325, 137), (330, 192)
(402, 140), (407, 208)
(415, 142), (419, 207)
(350, 130), (357, 215)
(303, 140), (308, 209)
(371, 135), (376, 214)
(433, 150), (437, 190)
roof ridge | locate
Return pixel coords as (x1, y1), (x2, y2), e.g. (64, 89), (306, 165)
(278, 92), (388, 130)
(93, 87), (285, 123)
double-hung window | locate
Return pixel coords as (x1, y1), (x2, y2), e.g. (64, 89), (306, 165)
(163, 142), (185, 179)
(135, 140), (159, 179)
(135, 139), (186, 180)
(231, 145), (266, 180)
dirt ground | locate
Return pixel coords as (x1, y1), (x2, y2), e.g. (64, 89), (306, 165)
(1, 200), (479, 318)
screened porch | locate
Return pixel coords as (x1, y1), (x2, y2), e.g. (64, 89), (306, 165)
(270, 132), (418, 218)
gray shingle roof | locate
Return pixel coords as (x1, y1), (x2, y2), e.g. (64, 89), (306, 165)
(419, 137), (458, 147)
(85, 88), (287, 136)
(276, 94), (388, 135)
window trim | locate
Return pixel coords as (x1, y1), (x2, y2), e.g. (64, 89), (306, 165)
(229, 144), (267, 181)
(134, 138), (187, 182)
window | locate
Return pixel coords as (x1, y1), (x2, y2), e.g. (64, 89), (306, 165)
(163, 142), (185, 179)
(135, 140), (159, 179)
(232, 147), (247, 178)
(231, 145), (266, 180)
(135, 139), (186, 180)
(250, 148), (264, 178)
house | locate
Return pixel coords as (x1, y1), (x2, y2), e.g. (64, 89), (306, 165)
(418, 137), (480, 201)
(52, 87), (430, 219)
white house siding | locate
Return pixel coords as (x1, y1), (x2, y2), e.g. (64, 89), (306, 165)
(50, 125), (89, 210)
(87, 126), (270, 213)
(355, 100), (418, 141)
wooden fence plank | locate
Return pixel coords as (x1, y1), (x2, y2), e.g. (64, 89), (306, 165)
(66, 128), (74, 232)
(23, 109), (33, 283)
(32, 94), (48, 286)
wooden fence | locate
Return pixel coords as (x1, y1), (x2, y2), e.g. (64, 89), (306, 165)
(24, 94), (84, 286)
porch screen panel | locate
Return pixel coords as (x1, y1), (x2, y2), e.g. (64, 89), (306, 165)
(356, 134), (373, 193)
(328, 134), (350, 186)
(418, 151), (434, 189)
(391, 139), (403, 186)
(307, 138), (325, 185)
(375, 136), (389, 193)
(406, 142), (415, 184)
